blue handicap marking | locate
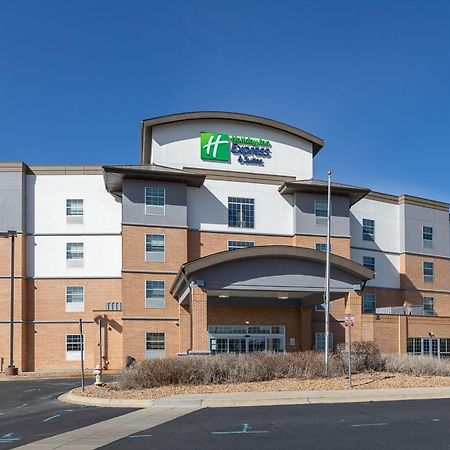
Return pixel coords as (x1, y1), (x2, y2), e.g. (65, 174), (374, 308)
(211, 423), (269, 435)
(0, 433), (21, 443)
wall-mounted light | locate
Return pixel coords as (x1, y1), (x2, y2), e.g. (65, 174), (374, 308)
(245, 321), (250, 325)
(278, 295), (289, 300)
(218, 295), (229, 298)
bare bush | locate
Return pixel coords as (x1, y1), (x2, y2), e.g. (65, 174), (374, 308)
(335, 341), (385, 372)
(383, 354), (450, 376)
(117, 352), (345, 390)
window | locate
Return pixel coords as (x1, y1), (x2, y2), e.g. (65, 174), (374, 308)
(145, 186), (165, 215)
(66, 199), (83, 224)
(423, 261), (434, 282)
(423, 226), (433, 248)
(145, 234), (165, 262)
(228, 197), (254, 228)
(145, 280), (165, 308)
(315, 302), (333, 312)
(315, 200), (328, 225)
(363, 256), (375, 275)
(66, 286), (84, 312)
(363, 294), (376, 313)
(66, 242), (84, 268)
(407, 337), (422, 355)
(66, 334), (84, 361)
(423, 297), (434, 316)
(228, 240), (255, 250)
(363, 219), (375, 241)
(145, 332), (166, 359)
(315, 332), (333, 351)
(315, 243), (331, 252)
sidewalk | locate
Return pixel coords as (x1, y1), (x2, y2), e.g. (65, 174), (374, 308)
(61, 386), (450, 409)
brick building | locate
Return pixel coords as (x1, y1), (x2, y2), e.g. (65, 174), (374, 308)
(0, 112), (449, 371)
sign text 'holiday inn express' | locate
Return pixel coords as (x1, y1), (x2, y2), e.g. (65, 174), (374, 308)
(200, 132), (272, 166)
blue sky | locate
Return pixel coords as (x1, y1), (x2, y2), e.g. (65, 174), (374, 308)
(1, 0), (449, 202)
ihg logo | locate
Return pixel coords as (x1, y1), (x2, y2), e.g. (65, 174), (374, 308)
(200, 132), (230, 161)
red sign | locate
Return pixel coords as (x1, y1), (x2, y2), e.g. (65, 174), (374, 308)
(344, 314), (355, 327)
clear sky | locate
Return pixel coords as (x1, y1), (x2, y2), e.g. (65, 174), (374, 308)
(1, 0), (449, 202)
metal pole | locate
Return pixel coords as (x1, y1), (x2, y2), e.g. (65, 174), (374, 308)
(9, 233), (16, 374)
(98, 318), (102, 368)
(348, 325), (352, 389)
(324, 171), (332, 372)
(79, 319), (85, 391)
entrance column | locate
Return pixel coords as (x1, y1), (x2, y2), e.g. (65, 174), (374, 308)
(191, 286), (209, 353)
(178, 303), (191, 354)
(345, 291), (363, 343)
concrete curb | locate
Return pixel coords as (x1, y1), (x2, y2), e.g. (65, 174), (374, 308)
(60, 386), (450, 409)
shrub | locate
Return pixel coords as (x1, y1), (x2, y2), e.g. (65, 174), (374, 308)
(335, 341), (385, 373)
(384, 354), (450, 376)
(116, 352), (345, 390)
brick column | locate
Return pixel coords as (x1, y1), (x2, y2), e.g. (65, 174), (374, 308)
(178, 303), (192, 354)
(300, 306), (312, 351)
(398, 315), (408, 354)
(345, 291), (362, 342)
(191, 286), (209, 353)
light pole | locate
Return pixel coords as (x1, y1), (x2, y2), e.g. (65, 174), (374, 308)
(324, 171), (332, 373)
(0, 230), (18, 375)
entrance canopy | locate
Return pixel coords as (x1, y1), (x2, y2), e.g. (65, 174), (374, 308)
(171, 245), (373, 307)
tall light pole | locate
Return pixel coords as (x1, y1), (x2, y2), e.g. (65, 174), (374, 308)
(324, 172), (332, 372)
(0, 230), (18, 375)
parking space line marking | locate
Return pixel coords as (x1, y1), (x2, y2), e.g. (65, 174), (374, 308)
(129, 434), (152, 438)
(16, 404), (29, 409)
(212, 423), (269, 435)
(24, 389), (39, 392)
(43, 415), (60, 422)
(0, 433), (21, 443)
(351, 423), (387, 428)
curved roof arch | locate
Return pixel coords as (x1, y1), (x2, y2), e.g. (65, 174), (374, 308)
(141, 111), (325, 163)
(170, 245), (374, 298)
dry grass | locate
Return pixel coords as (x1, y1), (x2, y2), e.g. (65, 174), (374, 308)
(384, 354), (450, 376)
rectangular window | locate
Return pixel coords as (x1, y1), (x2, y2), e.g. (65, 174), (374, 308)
(66, 199), (84, 224)
(423, 261), (434, 282)
(66, 334), (84, 361)
(315, 302), (333, 312)
(145, 280), (165, 308)
(363, 256), (375, 274)
(423, 297), (434, 316)
(66, 242), (84, 268)
(145, 186), (165, 215)
(315, 243), (331, 252)
(228, 240), (255, 250)
(315, 332), (333, 351)
(363, 219), (375, 241)
(66, 286), (84, 312)
(145, 332), (166, 359)
(423, 226), (433, 248)
(145, 234), (165, 262)
(228, 197), (255, 228)
(315, 200), (328, 225)
(363, 293), (376, 313)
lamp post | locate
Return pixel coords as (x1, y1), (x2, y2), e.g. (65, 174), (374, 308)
(0, 230), (18, 376)
(324, 172), (332, 373)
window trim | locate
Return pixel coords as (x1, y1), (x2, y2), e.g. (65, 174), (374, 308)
(362, 218), (375, 241)
(66, 199), (84, 217)
(423, 261), (434, 283)
(227, 197), (255, 229)
(144, 280), (166, 309)
(422, 225), (433, 248)
(423, 297), (434, 316)
(315, 332), (333, 352)
(145, 234), (166, 262)
(65, 334), (85, 361)
(363, 293), (376, 313)
(227, 240), (255, 251)
(145, 331), (166, 359)
(65, 285), (85, 313)
(144, 186), (166, 216)
(363, 256), (376, 277)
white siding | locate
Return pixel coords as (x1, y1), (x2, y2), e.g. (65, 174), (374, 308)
(187, 179), (293, 236)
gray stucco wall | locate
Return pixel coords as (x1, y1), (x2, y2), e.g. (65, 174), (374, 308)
(194, 256), (362, 292)
(0, 171), (25, 232)
(294, 192), (350, 237)
(122, 179), (187, 227)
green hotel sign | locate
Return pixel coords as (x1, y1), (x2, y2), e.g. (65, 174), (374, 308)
(200, 132), (272, 166)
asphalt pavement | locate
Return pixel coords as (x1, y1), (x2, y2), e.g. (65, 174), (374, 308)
(102, 398), (450, 450)
(0, 378), (136, 449)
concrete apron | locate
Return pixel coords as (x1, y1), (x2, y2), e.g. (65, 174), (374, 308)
(60, 386), (450, 409)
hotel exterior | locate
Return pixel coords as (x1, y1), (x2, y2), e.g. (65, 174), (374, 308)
(0, 111), (449, 372)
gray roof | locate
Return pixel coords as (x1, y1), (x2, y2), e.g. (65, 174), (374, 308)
(102, 164), (205, 196)
(279, 179), (371, 206)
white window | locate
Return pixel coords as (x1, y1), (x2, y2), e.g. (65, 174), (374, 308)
(228, 240), (255, 250)
(363, 219), (375, 241)
(363, 256), (375, 276)
(145, 186), (165, 215)
(363, 293), (376, 313)
(66, 334), (84, 361)
(315, 200), (328, 225)
(66, 242), (84, 268)
(145, 234), (165, 262)
(423, 261), (434, 283)
(423, 297), (434, 316)
(66, 199), (84, 224)
(315, 332), (333, 351)
(423, 226), (433, 248)
(66, 286), (84, 312)
(145, 332), (166, 359)
(145, 280), (165, 308)
(228, 197), (255, 228)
